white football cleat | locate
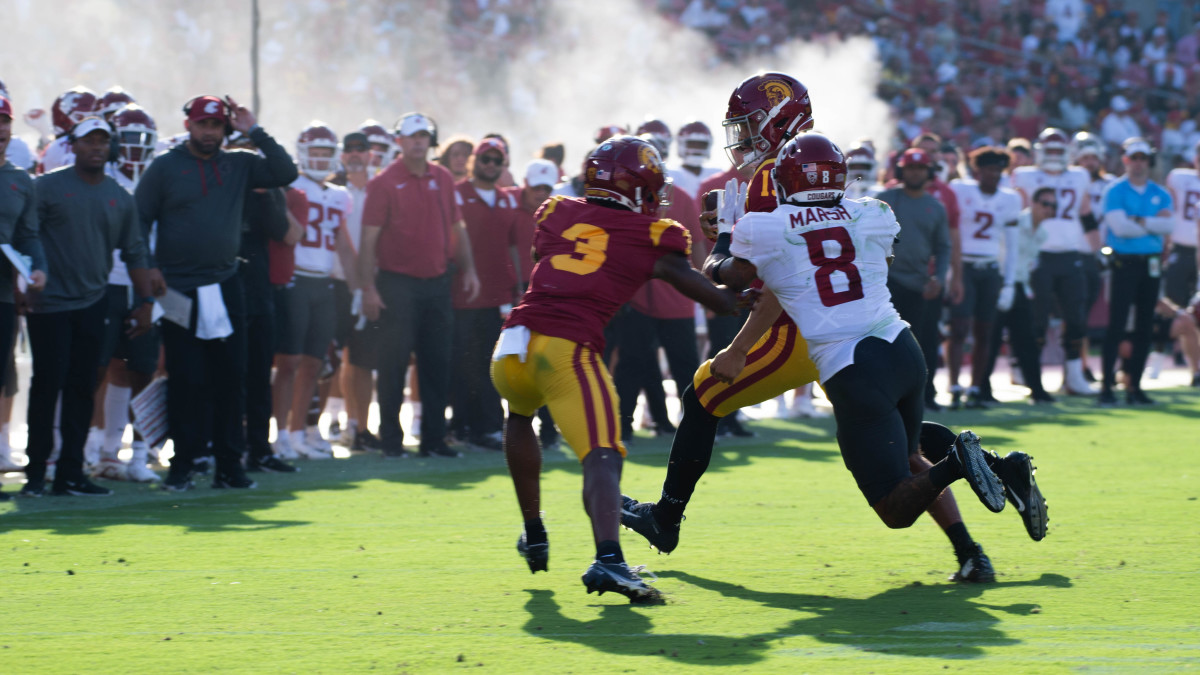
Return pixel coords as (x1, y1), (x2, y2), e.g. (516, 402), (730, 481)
(304, 426), (333, 453)
(291, 431), (332, 460)
(126, 461), (160, 483)
(93, 457), (129, 481)
(273, 436), (299, 460)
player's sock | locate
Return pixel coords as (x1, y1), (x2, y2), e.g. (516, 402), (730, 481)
(523, 517), (547, 545)
(928, 457), (962, 490)
(596, 540), (624, 564)
(103, 385), (132, 457)
(658, 384), (721, 522)
(944, 521), (976, 561)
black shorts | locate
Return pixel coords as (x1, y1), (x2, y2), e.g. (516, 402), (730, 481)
(950, 260), (1002, 323)
(823, 328), (927, 505)
(331, 279), (354, 350)
(1164, 244), (1197, 306)
(275, 275), (336, 358)
(97, 284), (160, 375)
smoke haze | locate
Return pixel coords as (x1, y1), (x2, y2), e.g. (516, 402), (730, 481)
(3, 0), (892, 169)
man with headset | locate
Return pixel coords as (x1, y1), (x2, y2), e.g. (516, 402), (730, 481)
(1099, 137), (1174, 406)
(358, 113), (480, 458)
(135, 95), (297, 490)
(24, 116), (156, 496)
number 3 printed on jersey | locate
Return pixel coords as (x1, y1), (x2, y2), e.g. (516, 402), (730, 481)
(800, 226), (864, 307)
(550, 223), (609, 275)
(302, 203), (342, 251)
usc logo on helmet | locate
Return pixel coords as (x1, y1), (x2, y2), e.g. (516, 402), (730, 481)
(758, 80), (794, 107)
(638, 145), (663, 175)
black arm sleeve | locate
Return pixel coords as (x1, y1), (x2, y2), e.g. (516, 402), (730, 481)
(247, 127), (300, 189)
(1081, 212), (1099, 233)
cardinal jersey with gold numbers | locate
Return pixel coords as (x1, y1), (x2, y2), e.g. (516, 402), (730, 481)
(504, 195), (691, 353)
(1011, 166), (1090, 252)
(949, 179), (1022, 260)
(729, 197), (906, 383)
(291, 174), (352, 277)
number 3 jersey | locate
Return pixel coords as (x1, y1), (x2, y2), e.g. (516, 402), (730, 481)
(291, 174), (352, 277)
(504, 195), (691, 353)
(729, 197), (905, 383)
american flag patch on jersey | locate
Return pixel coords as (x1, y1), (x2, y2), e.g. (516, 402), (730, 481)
(801, 163), (817, 172)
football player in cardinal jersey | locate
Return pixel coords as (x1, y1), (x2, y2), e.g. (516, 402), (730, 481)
(1011, 128), (1097, 395)
(697, 132), (1047, 550)
(669, 120), (722, 199)
(843, 139), (882, 200)
(39, 85), (99, 173)
(273, 122), (360, 461)
(947, 148), (1024, 408)
(492, 135), (747, 602)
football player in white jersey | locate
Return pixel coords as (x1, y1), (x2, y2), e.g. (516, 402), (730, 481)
(1163, 138), (1200, 383)
(1071, 131), (1111, 382)
(669, 120), (722, 199)
(273, 122), (359, 461)
(843, 139), (882, 200)
(947, 148), (1023, 408)
(1011, 127), (1097, 395)
(91, 105), (164, 484)
(704, 132), (1048, 543)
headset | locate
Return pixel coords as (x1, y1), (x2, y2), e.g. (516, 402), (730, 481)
(394, 112), (439, 147)
(182, 95), (234, 136)
(68, 116), (120, 163)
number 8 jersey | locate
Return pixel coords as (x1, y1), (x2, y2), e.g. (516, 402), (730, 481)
(729, 197), (905, 383)
(504, 195), (691, 353)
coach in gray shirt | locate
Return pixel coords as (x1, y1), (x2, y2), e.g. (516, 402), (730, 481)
(877, 148), (950, 405)
(24, 117), (157, 497)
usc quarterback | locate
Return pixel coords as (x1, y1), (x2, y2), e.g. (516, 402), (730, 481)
(491, 135), (751, 603)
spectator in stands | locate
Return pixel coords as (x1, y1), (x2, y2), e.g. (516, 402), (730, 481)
(1101, 96), (1142, 147)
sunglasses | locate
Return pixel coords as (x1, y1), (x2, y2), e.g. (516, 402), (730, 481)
(477, 155), (504, 166)
(1038, 201), (1058, 209)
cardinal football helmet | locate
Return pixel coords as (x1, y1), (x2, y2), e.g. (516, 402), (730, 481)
(97, 87), (136, 119)
(771, 132), (846, 206)
(585, 135), (673, 215)
(51, 86), (98, 136)
(845, 141), (877, 184)
(111, 104), (157, 185)
(676, 120), (712, 168)
(1034, 127), (1071, 172)
(1071, 131), (1105, 162)
(360, 119), (398, 172)
(296, 122), (339, 180)
(723, 72), (814, 170)
(635, 118), (672, 160)
(594, 124), (628, 144)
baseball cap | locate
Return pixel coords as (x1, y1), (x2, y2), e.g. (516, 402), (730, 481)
(524, 159), (559, 188)
(342, 131), (369, 148)
(0, 95), (12, 120)
(1111, 95), (1131, 112)
(1123, 137), (1153, 157)
(71, 116), (112, 140)
(897, 147), (932, 167)
(397, 113), (434, 137)
(474, 138), (508, 161)
(187, 95), (228, 123)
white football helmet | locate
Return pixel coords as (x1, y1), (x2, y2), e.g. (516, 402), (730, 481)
(296, 122), (339, 181)
(1034, 127), (1071, 172)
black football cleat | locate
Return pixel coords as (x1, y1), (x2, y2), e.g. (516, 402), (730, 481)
(949, 431), (1006, 513)
(516, 532), (548, 573)
(949, 542), (996, 583)
(582, 560), (662, 604)
(620, 495), (682, 554)
(993, 451), (1048, 541)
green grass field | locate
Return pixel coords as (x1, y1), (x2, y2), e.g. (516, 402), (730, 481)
(3, 390), (1198, 674)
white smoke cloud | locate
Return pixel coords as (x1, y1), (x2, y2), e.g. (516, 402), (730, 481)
(3, 0), (891, 169)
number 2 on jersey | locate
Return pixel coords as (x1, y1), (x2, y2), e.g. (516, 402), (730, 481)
(550, 223), (609, 275)
(973, 211), (994, 240)
(800, 226), (864, 307)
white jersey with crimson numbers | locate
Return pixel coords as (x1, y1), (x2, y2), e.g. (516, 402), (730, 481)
(291, 174), (351, 277)
(1011, 165), (1091, 252)
(1166, 168), (1200, 247)
(729, 197), (907, 383)
(949, 179), (1022, 260)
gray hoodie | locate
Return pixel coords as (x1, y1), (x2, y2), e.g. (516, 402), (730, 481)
(134, 126), (297, 292)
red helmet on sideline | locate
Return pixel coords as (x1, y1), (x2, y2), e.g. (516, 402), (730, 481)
(51, 86), (98, 136)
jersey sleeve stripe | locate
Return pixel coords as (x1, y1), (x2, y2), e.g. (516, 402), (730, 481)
(536, 195), (565, 225)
